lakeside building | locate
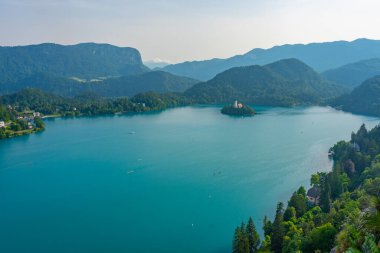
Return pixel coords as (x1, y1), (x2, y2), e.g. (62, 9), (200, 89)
(33, 112), (41, 118)
(307, 187), (320, 205)
(0, 121), (4, 128)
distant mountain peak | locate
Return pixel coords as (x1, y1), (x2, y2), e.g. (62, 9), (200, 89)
(161, 38), (380, 81)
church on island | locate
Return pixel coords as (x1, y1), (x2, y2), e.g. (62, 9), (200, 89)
(233, 100), (244, 109)
(221, 100), (255, 116)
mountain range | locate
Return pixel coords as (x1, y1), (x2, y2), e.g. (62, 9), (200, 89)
(185, 58), (346, 106)
(2, 40), (380, 111)
(160, 39), (380, 81)
(322, 58), (380, 89)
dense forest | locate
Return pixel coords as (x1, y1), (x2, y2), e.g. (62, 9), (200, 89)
(0, 71), (199, 98)
(0, 43), (147, 85)
(331, 76), (380, 117)
(232, 124), (380, 253)
(0, 88), (190, 116)
(185, 59), (346, 106)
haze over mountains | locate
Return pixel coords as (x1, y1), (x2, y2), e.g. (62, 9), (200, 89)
(160, 39), (380, 81)
(2, 38), (380, 110)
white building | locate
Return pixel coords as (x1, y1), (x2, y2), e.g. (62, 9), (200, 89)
(0, 121), (5, 128)
(33, 112), (41, 118)
(233, 100), (238, 108)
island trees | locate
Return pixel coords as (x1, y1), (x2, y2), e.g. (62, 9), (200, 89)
(221, 101), (256, 117)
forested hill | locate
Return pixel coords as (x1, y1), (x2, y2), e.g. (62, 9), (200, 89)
(185, 58), (346, 106)
(233, 124), (380, 253)
(91, 71), (198, 97)
(323, 58), (380, 89)
(0, 43), (149, 84)
(160, 38), (380, 81)
(331, 76), (380, 117)
(0, 71), (199, 98)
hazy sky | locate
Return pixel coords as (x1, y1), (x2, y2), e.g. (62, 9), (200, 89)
(1, 0), (380, 63)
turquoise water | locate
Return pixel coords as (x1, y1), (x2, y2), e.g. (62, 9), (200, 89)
(0, 106), (378, 253)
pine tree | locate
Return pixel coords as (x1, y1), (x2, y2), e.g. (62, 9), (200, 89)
(263, 215), (272, 236)
(232, 224), (249, 253)
(283, 207), (296, 221)
(320, 176), (332, 213)
(271, 202), (285, 253)
(288, 191), (307, 217)
(330, 168), (344, 199)
(233, 226), (241, 253)
(246, 217), (260, 253)
(240, 223), (250, 253)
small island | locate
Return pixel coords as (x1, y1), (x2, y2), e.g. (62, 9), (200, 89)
(221, 100), (256, 116)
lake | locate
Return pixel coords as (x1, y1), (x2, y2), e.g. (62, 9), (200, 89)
(0, 106), (378, 253)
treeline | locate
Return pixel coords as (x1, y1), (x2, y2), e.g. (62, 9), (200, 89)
(233, 124), (380, 253)
(0, 88), (191, 117)
(0, 89), (191, 140)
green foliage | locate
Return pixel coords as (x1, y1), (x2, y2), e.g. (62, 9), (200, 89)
(34, 117), (44, 129)
(288, 190), (308, 217)
(234, 218), (260, 253)
(362, 234), (380, 253)
(0, 105), (15, 121)
(319, 174), (332, 213)
(311, 173), (320, 187)
(263, 216), (272, 237)
(363, 177), (380, 196)
(271, 202), (285, 253)
(301, 223), (337, 253)
(246, 217), (260, 253)
(283, 207), (297, 222)
(233, 223), (250, 253)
